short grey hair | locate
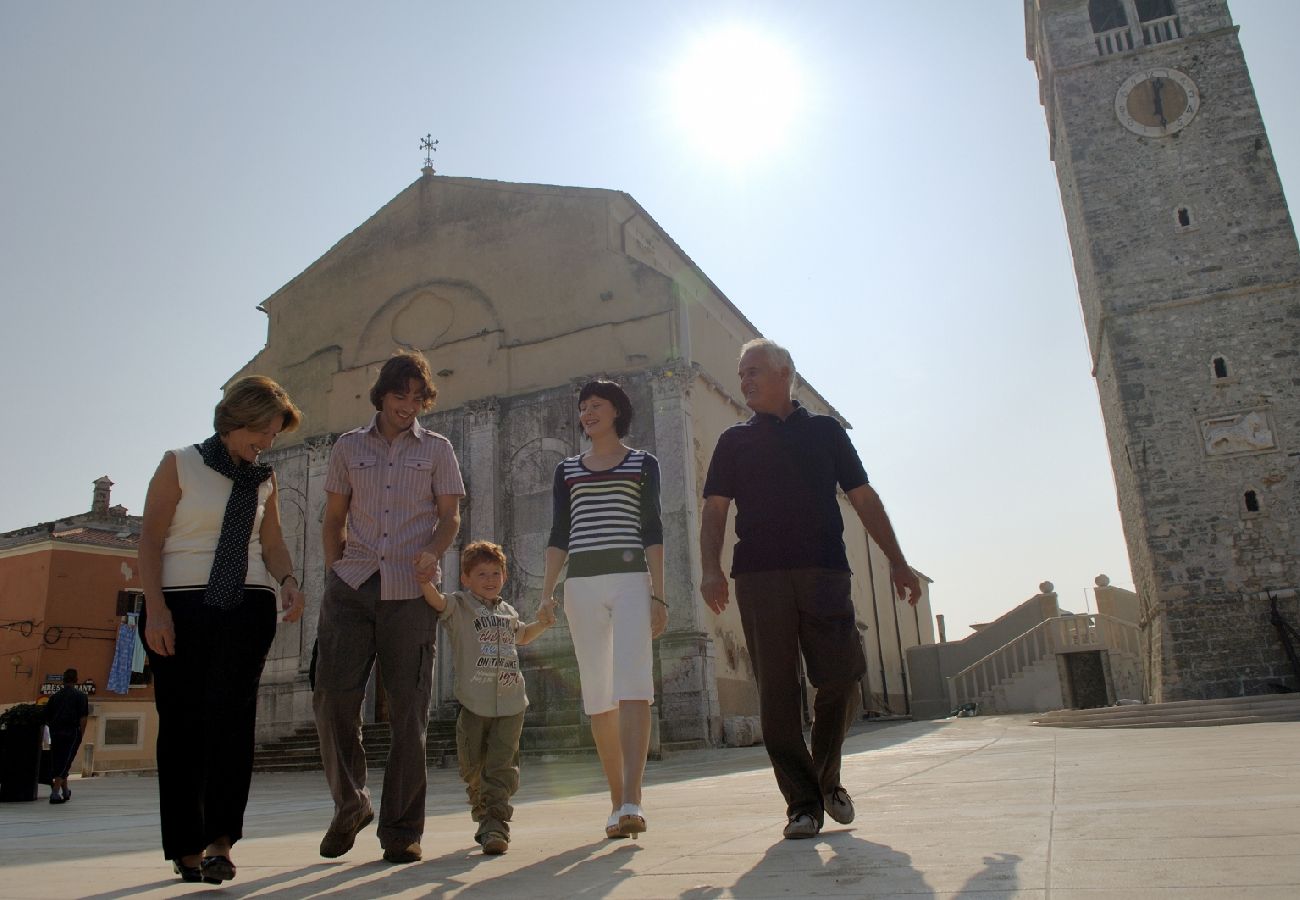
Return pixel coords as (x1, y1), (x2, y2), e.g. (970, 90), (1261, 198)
(739, 338), (797, 398)
(740, 338), (795, 375)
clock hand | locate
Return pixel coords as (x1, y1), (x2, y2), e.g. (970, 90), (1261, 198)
(1151, 77), (1167, 127)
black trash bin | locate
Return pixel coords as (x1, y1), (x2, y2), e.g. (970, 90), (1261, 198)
(0, 709), (44, 802)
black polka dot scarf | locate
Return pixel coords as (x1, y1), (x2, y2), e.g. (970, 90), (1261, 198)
(197, 433), (274, 610)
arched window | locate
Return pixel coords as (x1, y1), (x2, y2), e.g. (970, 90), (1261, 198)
(1089, 0), (1128, 32)
(1135, 0), (1175, 21)
(1244, 490), (1260, 513)
(1212, 356), (1228, 379)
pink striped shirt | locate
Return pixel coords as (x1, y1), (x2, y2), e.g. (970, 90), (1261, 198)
(325, 414), (465, 601)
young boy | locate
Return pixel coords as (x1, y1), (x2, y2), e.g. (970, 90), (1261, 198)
(416, 541), (555, 855)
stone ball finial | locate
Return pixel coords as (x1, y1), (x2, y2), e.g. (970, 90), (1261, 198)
(1039, 581), (1055, 594)
(1095, 574), (1111, 587)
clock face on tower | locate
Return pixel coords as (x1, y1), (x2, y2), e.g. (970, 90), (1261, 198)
(1115, 68), (1200, 137)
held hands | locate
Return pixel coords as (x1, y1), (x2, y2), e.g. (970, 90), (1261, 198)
(280, 581), (306, 623)
(700, 570), (730, 615)
(538, 596), (559, 624)
(538, 596), (559, 627)
(414, 551), (441, 586)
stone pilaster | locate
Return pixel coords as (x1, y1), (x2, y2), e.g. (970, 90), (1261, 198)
(650, 365), (721, 744)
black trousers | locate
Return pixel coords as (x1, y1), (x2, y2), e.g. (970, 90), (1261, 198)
(143, 589), (277, 860)
(735, 568), (865, 824)
(49, 729), (82, 780)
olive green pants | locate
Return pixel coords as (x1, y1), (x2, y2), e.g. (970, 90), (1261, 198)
(457, 708), (525, 842)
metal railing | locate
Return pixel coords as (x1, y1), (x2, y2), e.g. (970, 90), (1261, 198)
(948, 614), (1140, 709)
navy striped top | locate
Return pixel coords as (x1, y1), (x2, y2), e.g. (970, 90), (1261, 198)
(547, 449), (664, 578)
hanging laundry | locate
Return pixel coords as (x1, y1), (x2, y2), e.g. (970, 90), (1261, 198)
(108, 622), (136, 694)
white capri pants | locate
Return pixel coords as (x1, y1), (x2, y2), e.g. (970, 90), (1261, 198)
(563, 572), (655, 715)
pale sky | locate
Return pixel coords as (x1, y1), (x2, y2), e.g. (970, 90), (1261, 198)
(2, 1), (1297, 636)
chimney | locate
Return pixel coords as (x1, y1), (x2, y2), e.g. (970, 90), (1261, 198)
(92, 476), (113, 517)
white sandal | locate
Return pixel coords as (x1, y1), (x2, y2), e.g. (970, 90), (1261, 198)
(605, 812), (628, 840)
(617, 803), (646, 837)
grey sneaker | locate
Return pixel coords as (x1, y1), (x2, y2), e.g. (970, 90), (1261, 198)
(783, 813), (820, 839)
(824, 787), (855, 825)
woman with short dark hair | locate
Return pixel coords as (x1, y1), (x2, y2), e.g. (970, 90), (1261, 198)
(541, 379), (667, 840)
(139, 375), (306, 884)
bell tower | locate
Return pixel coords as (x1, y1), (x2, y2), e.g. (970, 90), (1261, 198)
(1025, 0), (1300, 700)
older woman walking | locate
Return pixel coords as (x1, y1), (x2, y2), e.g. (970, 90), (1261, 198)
(139, 376), (306, 884)
(540, 380), (668, 840)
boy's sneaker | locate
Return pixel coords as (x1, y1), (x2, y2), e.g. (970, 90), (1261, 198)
(824, 787), (855, 825)
(481, 832), (509, 855)
(783, 813), (820, 839)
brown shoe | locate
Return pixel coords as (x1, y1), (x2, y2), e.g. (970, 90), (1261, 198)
(382, 842), (422, 864)
(480, 832), (509, 855)
(319, 810), (374, 859)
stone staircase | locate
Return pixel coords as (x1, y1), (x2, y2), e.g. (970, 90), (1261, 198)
(253, 720), (459, 773)
(253, 713), (604, 773)
(1032, 692), (1300, 728)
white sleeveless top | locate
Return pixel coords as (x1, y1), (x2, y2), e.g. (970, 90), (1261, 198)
(160, 444), (275, 592)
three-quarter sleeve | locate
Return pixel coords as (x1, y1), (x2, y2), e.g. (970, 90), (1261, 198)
(546, 463), (571, 551)
(640, 454), (664, 547)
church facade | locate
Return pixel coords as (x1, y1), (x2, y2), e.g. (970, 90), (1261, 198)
(1026, 0), (1300, 699)
(233, 174), (933, 746)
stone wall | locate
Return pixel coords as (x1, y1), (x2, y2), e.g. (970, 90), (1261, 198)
(1028, 0), (1300, 700)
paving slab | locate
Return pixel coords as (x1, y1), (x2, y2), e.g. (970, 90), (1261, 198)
(1, 716), (1298, 898)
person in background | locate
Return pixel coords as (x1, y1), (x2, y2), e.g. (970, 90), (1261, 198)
(139, 376), (306, 884)
(44, 668), (88, 805)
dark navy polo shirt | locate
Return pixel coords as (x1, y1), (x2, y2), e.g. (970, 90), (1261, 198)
(703, 403), (868, 576)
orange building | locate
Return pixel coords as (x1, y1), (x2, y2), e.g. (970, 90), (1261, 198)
(0, 477), (158, 772)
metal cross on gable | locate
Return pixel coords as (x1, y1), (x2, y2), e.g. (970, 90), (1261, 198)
(420, 134), (439, 172)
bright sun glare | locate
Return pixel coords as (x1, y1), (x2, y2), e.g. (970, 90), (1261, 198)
(668, 26), (805, 167)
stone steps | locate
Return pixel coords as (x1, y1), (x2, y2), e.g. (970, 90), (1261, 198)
(1032, 692), (1300, 728)
(252, 717), (599, 772)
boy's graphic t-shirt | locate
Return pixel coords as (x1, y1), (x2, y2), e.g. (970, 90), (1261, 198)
(439, 590), (528, 717)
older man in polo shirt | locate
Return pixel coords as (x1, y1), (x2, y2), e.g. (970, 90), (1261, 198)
(314, 350), (465, 864)
(700, 338), (921, 840)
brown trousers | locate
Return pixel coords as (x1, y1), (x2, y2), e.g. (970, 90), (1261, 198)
(313, 573), (435, 849)
(735, 568), (865, 825)
(456, 708), (525, 842)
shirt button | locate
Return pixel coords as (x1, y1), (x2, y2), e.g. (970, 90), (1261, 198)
(381, 556), (385, 561)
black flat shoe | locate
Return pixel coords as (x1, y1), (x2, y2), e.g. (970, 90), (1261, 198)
(201, 854), (236, 883)
(173, 861), (210, 884)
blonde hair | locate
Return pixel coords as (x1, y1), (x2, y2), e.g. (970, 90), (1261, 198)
(214, 376), (302, 435)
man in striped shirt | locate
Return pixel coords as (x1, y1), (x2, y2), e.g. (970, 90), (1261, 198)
(701, 338), (921, 841)
(313, 351), (465, 864)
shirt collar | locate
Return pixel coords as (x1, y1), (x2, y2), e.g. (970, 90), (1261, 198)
(749, 400), (808, 426)
(360, 412), (429, 441)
